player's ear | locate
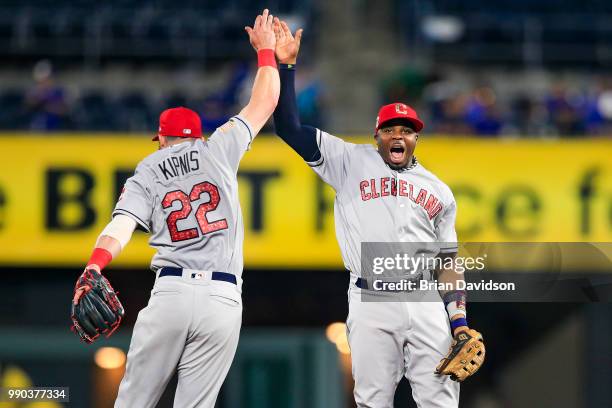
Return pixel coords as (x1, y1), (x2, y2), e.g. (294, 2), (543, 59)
(374, 133), (381, 146)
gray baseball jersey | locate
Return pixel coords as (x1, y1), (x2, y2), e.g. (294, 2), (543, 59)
(307, 129), (458, 280)
(306, 129), (460, 407)
(113, 115), (253, 282)
(113, 115), (253, 408)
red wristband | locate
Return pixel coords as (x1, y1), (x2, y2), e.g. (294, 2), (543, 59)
(257, 49), (277, 68)
(86, 248), (113, 271)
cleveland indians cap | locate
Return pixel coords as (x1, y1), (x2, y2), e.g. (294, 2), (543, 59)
(153, 106), (202, 141)
(375, 103), (424, 133)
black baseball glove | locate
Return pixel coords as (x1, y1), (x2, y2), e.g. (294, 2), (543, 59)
(70, 268), (125, 344)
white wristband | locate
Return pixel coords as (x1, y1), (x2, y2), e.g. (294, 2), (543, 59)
(446, 301), (467, 319)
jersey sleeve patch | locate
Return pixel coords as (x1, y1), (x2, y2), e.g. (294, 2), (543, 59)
(218, 121), (235, 133)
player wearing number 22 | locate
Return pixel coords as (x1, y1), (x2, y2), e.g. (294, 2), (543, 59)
(272, 19), (485, 407)
(70, 9), (280, 408)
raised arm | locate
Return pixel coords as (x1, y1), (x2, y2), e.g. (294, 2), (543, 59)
(272, 19), (321, 162)
(240, 9), (280, 135)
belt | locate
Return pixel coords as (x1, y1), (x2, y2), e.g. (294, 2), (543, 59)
(354, 274), (423, 292)
(355, 277), (368, 289)
(158, 267), (237, 285)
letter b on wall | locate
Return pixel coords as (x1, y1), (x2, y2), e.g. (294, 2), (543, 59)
(46, 168), (96, 231)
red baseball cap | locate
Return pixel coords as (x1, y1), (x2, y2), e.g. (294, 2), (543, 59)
(375, 103), (424, 133)
(153, 106), (202, 141)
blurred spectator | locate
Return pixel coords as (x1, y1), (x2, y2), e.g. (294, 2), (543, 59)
(295, 66), (327, 129)
(583, 91), (605, 134)
(424, 81), (471, 134)
(24, 60), (69, 131)
(200, 62), (250, 132)
(510, 94), (548, 136)
(215, 62), (250, 108)
(586, 77), (612, 135)
(464, 86), (504, 136)
(237, 63), (328, 131)
(544, 83), (585, 136)
(200, 96), (231, 132)
(421, 74), (612, 137)
(431, 94), (473, 135)
(2, 62), (612, 137)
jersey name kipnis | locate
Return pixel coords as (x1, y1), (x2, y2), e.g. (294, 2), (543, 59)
(359, 177), (443, 219)
(157, 151), (200, 180)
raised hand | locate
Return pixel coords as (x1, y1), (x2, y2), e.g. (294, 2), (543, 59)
(245, 9), (276, 51)
(273, 18), (303, 64)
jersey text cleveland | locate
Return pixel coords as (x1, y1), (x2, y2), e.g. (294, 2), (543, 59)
(359, 177), (443, 219)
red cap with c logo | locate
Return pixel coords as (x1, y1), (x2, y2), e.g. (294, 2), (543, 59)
(375, 103), (424, 134)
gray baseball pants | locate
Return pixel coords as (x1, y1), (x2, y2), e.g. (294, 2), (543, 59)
(347, 286), (460, 407)
(115, 270), (242, 408)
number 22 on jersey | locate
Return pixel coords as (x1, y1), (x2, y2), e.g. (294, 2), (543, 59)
(162, 181), (228, 242)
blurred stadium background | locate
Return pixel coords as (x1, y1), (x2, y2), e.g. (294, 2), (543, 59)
(0, 0), (611, 407)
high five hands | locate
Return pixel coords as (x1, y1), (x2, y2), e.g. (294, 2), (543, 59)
(245, 9), (276, 51)
(273, 18), (303, 65)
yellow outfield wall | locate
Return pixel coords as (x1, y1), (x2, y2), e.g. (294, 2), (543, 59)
(0, 134), (610, 268)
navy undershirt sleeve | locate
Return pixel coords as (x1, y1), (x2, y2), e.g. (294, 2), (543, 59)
(273, 64), (321, 162)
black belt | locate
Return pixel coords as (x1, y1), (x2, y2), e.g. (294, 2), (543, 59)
(354, 275), (422, 292)
(158, 267), (237, 285)
(355, 277), (368, 289)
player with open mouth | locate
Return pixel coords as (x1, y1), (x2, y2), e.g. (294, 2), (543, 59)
(271, 17), (485, 408)
(374, 116), (418, 169)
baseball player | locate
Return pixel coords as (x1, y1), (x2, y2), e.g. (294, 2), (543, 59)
(70, 9), (280, 408)
(272, 20), (485, 407)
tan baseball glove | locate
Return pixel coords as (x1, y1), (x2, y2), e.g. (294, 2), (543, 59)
(435, 328), (485, 382)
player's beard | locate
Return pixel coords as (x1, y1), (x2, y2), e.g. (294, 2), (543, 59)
(386, 155), (413, 170)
